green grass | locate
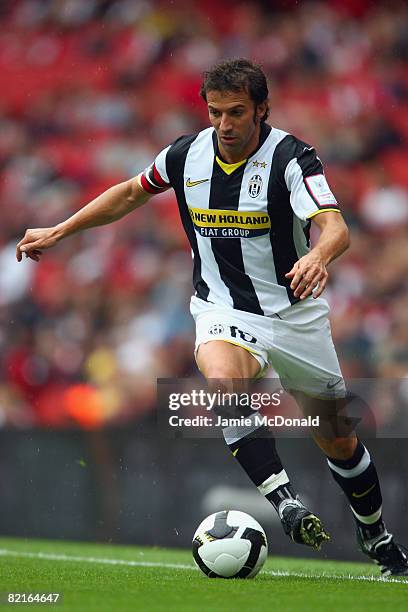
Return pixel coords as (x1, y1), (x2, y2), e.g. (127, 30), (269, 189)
(0, 537), (407, 611)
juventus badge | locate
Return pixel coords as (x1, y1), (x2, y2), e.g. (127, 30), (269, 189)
(248, 174), (263, 198)
(209, 324), (225, 335)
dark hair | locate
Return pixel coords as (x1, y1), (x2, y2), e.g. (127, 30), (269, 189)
(200, 58), (269, 122)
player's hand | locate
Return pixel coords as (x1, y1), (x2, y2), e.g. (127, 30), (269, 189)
(285, 252), (328, 300)
(16, 227), (60, 262)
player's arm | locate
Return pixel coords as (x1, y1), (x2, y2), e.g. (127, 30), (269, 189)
(283, 139), (350, 300)
(16, 174), (153, 262)
(285, 211), (350, 300)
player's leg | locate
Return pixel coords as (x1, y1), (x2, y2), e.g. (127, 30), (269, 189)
(196, 339), (260, 381)
(191, 297), (329, 549)
(295, 391), (408, 574)
(196, 339), (327, 550)
(273, 300), (408, 574)
(295, 392), (385, 536)
(197, 340), (293, 505)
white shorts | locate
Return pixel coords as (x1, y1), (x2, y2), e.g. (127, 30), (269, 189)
(190, 295), (346, 399)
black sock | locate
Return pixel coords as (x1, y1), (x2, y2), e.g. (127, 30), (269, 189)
(225, 425), (298, 515)
(326, 439), (386, 541)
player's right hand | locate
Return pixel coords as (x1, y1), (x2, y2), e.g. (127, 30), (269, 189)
(16, 227), (60, 262)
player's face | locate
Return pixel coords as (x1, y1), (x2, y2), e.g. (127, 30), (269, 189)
(206, 89), (267, 163)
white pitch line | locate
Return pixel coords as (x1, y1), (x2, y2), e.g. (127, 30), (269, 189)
(262, 568), (407, 584)
(0, 549), (192, 570)
(0, 548), (406, 585)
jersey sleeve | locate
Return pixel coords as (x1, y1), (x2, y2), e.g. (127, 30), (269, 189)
(283, 139), (340, 221)
(139, 145), (172, 194)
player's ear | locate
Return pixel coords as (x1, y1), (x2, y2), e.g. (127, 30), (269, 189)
(255, 101), (268, 123)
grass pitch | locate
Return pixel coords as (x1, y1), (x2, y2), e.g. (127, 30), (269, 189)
(0, 537), (407, 611)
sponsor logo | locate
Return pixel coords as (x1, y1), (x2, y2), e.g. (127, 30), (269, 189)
(326, 378), (343, 389)
(209, 324), (225, 335)
(188, 207), (271, 238)
(248, 174), (263, 198)
(186, 178), (209, 187)
(352, 484), (376, 499)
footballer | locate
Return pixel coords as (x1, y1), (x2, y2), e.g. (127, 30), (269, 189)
(16, 59), (408, 576)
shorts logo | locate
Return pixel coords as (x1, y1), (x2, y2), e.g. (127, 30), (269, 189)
(208, 324), (257, 344)
(326, 378), (343, 389)
(230, 326), (257, 344)
(209, 324), (225, 335)
(248, 175), (263, 198)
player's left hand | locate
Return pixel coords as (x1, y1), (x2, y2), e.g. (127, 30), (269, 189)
(285, 252), (328, 300)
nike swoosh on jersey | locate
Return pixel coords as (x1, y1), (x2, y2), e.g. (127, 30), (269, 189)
(352, 484), (376, 498)
(186, 178), (209, 187)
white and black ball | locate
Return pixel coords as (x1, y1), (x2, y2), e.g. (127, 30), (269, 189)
(192, 510), (268, 578)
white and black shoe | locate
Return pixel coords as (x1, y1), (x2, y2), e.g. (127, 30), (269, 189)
(358, 531), (408, 577)
(279, 499), (330, 551)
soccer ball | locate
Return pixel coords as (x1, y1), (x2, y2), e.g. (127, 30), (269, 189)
(192, 510), (268, 578)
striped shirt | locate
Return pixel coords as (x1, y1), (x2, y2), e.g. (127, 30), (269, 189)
(140, 123), (339, 316)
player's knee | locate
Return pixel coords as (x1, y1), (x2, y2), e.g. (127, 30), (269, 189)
(320, 436), (358, 460)
(204, 368), (251, 418)
(205, 367), (245, 391)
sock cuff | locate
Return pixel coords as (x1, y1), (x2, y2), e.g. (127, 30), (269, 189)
(351, 505), (382, 525)
(327, 439), (365, 469)
(222, 414), (260, 446)
(227, 425), (275, 450)
(257, 470), (289, 496)
(327, 447), (372, 478)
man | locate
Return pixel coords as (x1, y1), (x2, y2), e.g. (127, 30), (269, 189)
(16, 59), (408, 576)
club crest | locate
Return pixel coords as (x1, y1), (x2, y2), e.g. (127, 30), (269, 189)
(248, 174), (263, 198)
(209, 324), (225, 335)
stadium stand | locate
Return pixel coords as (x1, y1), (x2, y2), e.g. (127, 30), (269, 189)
(1, 0), (408, 427)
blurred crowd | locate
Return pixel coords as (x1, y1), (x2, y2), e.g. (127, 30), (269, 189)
(1, 0), (408, 428)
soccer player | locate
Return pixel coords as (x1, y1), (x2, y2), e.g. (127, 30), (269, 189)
(16, 59), (408, 576)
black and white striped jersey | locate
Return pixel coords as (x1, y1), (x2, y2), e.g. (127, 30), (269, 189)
(140, 123), (340, 316)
